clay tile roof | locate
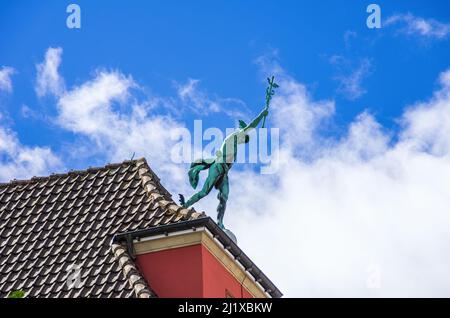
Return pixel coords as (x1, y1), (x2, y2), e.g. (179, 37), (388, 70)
(0, 158), (205, 298)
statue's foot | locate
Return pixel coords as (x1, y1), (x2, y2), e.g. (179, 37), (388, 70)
(217, 221), (225, 230)
(178, 194), (186, 207)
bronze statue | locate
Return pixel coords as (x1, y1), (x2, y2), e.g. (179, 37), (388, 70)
(179, 77), (278, 229)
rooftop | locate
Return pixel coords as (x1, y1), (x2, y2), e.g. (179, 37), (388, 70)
(0, 158), (204, 297)
(0, 157), (281, 298)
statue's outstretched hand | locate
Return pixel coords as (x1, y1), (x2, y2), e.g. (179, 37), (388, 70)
(262, 109), (269, 117)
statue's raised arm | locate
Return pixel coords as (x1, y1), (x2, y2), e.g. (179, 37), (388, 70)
(242, 108), (268, 133)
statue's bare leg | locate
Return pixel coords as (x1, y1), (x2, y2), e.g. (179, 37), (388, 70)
(216, 174), (229, 229)
(182, 163), (223, 208)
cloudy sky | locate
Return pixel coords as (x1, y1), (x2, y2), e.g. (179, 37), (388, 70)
(1, 0), (450, 297)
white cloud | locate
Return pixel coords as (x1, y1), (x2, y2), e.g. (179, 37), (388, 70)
(439, 69), (450, 88)
(29, 47), (202, 188)
(191, 64), (450, 297)
(177, 78), (209, 113)
(386, 13), (450, 40)
(21, 104), (45, 121)
(0, 124), (61, 181)
(400, 69), (450, 157)
(35, 47), (65, 97)
(344, 30), (357, 49)
(176, 78), (249, 118)
(330, 57), (373, 101)
(0, 68), (46, 181)
(256, 53), (335, 151)
(177, 78), (199, 101)
(56, 70), (188, 181)
(0, 66), (15, 93)
(272, 72), (334, 153)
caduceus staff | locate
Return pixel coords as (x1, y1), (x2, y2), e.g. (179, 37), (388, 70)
(262, 76), (279, 128)
(179, 76), (279, 230)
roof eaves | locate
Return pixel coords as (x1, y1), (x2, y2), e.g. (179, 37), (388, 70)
(113, 217), (283, 298)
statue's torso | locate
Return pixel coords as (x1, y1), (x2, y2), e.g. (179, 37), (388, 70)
(216, 130), (246, 165)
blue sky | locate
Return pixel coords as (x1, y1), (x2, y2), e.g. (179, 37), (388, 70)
(1, 0), (449, 161)
(2, 1), (450, 296)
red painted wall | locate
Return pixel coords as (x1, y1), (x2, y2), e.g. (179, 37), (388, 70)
(136, 244), (204, 298)
(201, 246), (253, 298)
(136, 243), (254, 298)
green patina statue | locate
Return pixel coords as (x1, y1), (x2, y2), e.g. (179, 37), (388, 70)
(179, 77), (279, 229)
